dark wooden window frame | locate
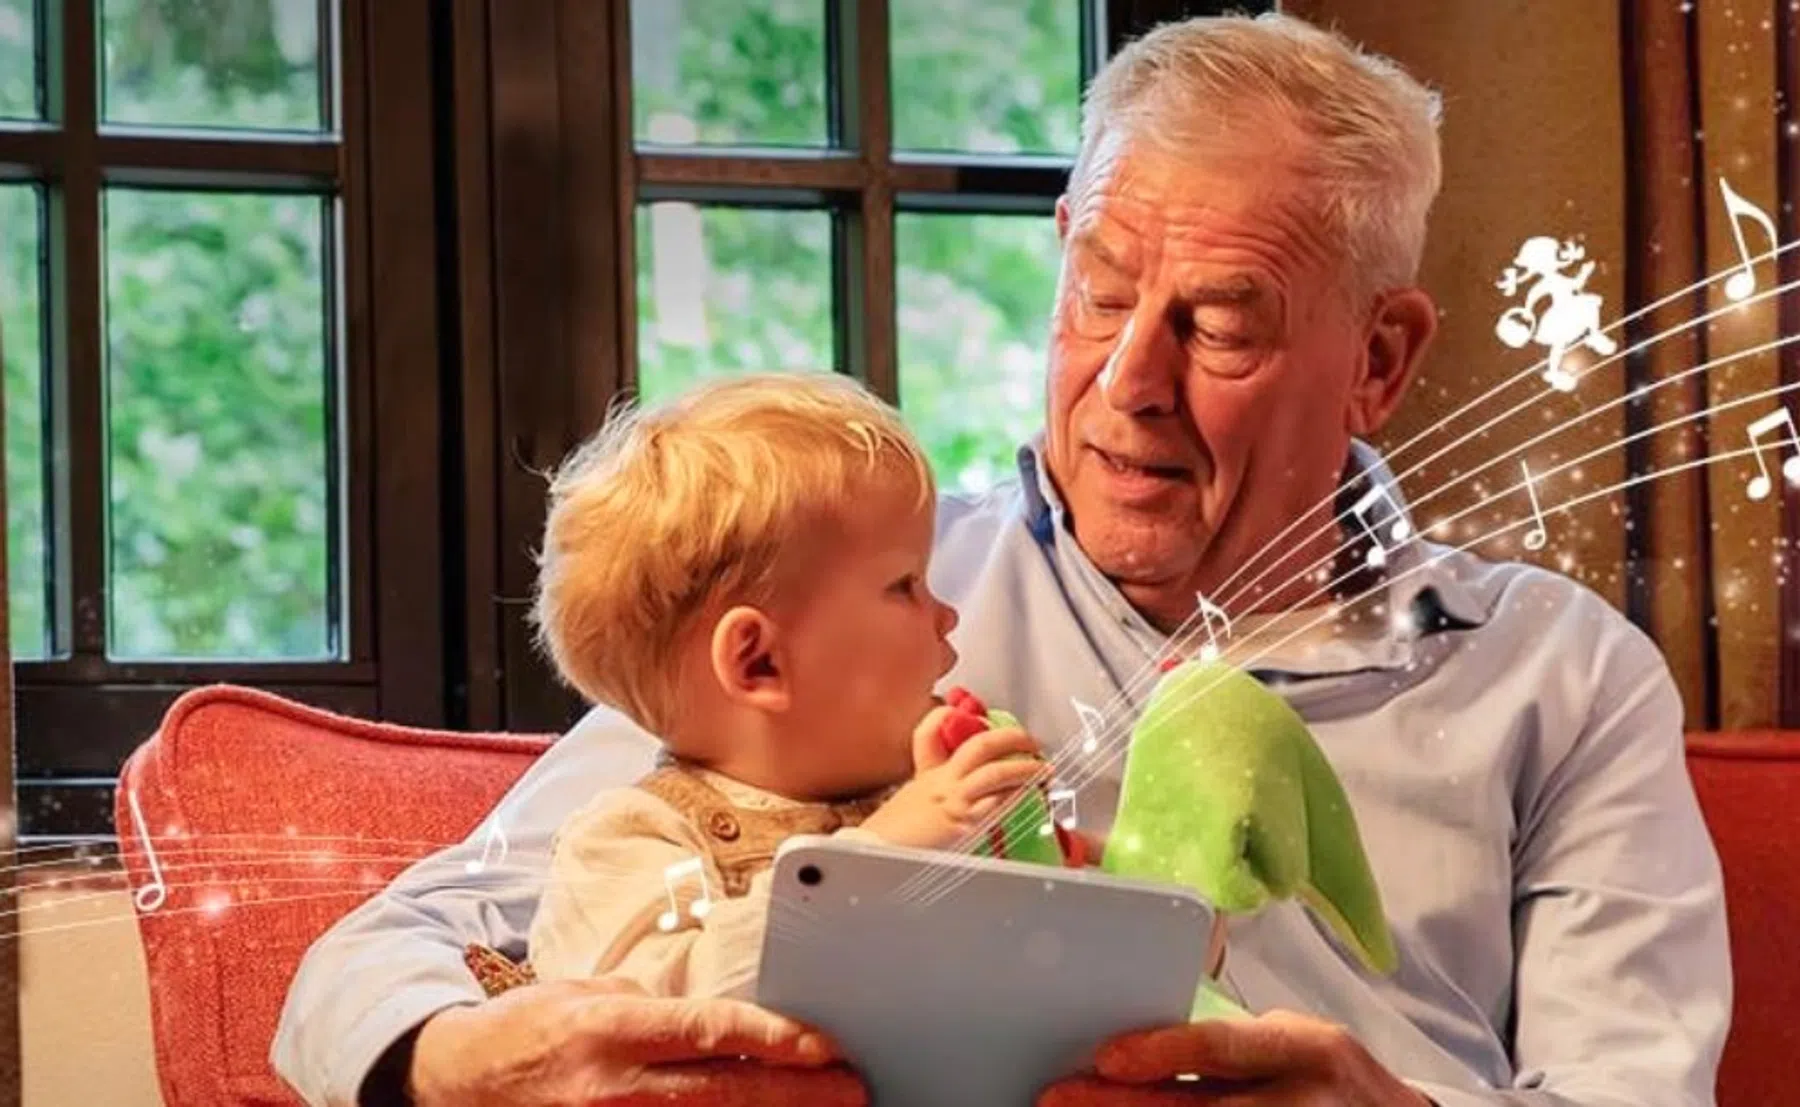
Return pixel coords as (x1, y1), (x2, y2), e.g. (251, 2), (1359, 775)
(1, 0), (446, 838)
(448, 0), (1231, 734)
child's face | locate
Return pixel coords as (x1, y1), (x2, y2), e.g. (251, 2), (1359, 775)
(777, 487), (959, 797)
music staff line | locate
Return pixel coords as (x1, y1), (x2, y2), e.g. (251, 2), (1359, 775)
(958, 245), (1800, 856)
(903, 427), (1797, 907)
(1206, 266), (1800, 633)
(900, 290), (1800, 896)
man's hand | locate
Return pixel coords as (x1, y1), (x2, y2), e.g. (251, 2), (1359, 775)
(1037, 1010), (1434, 1107)
(859, 705), (1048, 850)
(408, 977), (866, 1107)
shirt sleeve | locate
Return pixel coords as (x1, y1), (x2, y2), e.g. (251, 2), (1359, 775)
(268, 705), (661, 1107)
(1418, 639), (1729, 1107)
(530, 793), (880, 999)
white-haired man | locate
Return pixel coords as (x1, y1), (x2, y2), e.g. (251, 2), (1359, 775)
(274, 13), (1728, 1107)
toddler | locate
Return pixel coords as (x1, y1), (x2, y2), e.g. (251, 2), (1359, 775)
(526, 372), (1048, 998)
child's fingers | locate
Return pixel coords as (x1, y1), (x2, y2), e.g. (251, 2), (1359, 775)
(910, 705), (958, 770)
(945, 727), (1041, 773)
(958, 757), (1051, 801)
(965, 794), (1003, 822)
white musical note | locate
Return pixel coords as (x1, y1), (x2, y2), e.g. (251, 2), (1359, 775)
(1719, 177), (1778, 302)
(1349, 485), (1414, 569)
(1047, 787), (1078, 831)
(126, 788), (167, 914)
(1072, 695), (1106, 756)
(656, 857), (714, 933)
(1745, 408), (1800, 501)
(1519, 460), (1549, 551)
(1195, 594), (1231, 661)
(463, 817), (509, 875)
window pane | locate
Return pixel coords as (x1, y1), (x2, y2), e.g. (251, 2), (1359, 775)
(634, 203), (833, 404)
(891, 0), (1080, 156)
(105, 190), (333, 660)
(1, 184), (47, 659)
(631, 0), (827, 148)
(0, 0), (37, 120)
(101, 0), (325, 131)
(897, 213), (1061, 494)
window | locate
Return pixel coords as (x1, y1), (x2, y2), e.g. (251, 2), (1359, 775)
(2, 0), (442, 837)
(461, 0), (1242, 731)
(622, 0), (1080, 492)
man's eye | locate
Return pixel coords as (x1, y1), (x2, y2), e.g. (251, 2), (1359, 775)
(1193, 328), (1247, 350)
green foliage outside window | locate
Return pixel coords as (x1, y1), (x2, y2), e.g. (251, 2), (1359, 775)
(0, 0), (35, 120)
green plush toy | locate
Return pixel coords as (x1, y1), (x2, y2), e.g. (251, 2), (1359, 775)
(1100, 658), (1397, 1016)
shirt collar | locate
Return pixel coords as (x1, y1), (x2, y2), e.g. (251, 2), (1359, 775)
(1014, 434), (1491, 672)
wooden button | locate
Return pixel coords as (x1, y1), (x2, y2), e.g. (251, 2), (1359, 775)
(705, 810), (741, 841)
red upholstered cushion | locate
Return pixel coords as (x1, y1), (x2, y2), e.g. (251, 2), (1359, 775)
(114, 686), (551, 1107)
(1684, 731), (1800, 1107)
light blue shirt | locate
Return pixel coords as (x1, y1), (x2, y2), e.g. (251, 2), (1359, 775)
(273, 439), (1729, 1107)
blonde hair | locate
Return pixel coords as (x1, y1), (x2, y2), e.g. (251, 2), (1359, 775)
(533, 372), (934, 735)
(1072, 11), (1442, 305)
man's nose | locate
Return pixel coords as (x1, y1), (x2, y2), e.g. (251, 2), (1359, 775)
(1098, 312), (1181, 416)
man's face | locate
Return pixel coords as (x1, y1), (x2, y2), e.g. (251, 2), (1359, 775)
(1045, 135), (1399, 624)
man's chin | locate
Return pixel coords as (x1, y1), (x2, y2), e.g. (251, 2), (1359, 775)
(1070, 507), (1202, 582)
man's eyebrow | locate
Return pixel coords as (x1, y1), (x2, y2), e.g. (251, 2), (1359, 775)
(1184, 277), (1264, 308)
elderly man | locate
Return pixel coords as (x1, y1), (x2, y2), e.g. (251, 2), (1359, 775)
(274, 12), (1728, 1107)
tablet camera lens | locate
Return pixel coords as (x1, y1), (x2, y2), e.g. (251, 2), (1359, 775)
(797, 864), (823, 887)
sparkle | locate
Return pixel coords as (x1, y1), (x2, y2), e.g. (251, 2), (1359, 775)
(1390, 606), (1418, 638)
(200, 890), (233, 920)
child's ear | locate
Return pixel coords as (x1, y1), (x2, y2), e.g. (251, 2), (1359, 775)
(710, 606), (791, 712)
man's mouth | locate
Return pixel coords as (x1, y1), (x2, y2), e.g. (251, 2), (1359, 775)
(1090, 445), (1191, 482)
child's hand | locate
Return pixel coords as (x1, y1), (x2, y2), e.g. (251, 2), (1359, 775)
(858, 707), (1048, 851)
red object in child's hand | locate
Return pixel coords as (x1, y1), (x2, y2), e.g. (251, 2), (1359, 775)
(1053, 824), (1088, 867)
(944, 686), (986, 715)
(936, 686), (990, 753)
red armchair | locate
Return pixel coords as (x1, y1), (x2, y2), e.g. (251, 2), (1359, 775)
(113, 686), (550, 1107)
(1684, 732), (1800, 1107)
(114, 687), (1792, 1107)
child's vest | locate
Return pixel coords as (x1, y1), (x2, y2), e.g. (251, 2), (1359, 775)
(464, 765), (889, 998)
(635, 763), (888, 896)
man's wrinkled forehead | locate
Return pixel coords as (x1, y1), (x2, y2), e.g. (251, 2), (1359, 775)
(1068, 140), (1343, 286)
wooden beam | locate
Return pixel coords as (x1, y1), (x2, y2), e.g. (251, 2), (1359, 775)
(0, 197), (24, 1107)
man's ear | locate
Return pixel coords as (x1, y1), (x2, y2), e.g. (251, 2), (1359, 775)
(1055, 194), (1071, 241)
(1347, 287), (1438, 437)
(709, 606), (790, 712)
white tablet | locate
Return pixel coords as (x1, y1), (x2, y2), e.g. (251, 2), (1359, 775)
(756, 835), (1213, 1107)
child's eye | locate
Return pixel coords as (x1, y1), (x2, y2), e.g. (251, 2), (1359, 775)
(891, 574), (919, 596)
